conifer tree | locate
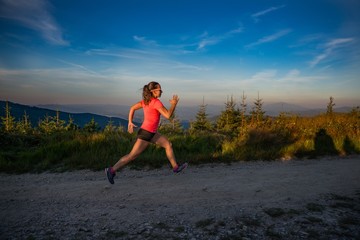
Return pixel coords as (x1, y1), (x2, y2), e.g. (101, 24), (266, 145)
(216, 95), (240, 133)
(38, 112), (65, 134)
(190, 97), (212, 133)
(16, 111), (32, 134)
(326, 96), (335, 116)
(83, 118), (100, 133)
(65, 115), (79, 131)
(55, 110), (66, 130)
(38, 114), (56, 134)
(250, 92), (265, 125)
(1, 101), (16, 132)
(239, 91), (247, 129)
(159, 111), (183, 134)
(104, 118), (116, 132)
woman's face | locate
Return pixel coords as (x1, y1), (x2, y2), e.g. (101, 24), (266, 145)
(152, 85), (162, 98)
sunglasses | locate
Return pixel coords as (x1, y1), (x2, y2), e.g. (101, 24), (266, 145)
(151, 88), (163, 93)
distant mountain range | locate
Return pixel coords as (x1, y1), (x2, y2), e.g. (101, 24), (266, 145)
(0, 101), (130, 129)
(0, 101), (356, 130)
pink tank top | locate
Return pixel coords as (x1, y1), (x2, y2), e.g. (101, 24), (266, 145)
(140, 98), (164, 133)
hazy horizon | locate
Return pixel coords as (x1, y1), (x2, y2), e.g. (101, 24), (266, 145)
(1, 97), (359, 110)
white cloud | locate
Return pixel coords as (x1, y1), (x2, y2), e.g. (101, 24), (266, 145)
(245, 29), (292, 49)
(57, 59), (100, 76)
(250, 69), (277, 81)
(326, 38), (353, 48)
(133, 35), (158, 46)
(280, 69), (326, 83)
(0, 0), (68, 45)
(285, 69), (300, 78)
(197, 25), (243, 50)
(197, 37), (220, 50)
(309, 38), (354, 68)
(289, 34), (323, 48)
(85, 48), (159, 60)
(251, 5), (286, 23)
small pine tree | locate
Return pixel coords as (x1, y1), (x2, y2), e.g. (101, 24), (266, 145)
(38, 114), (56, 134)
(239, 91), (247, 129)
(104, 118), (116, 133)
(250, 92), (265, 125)
(216, 95), (240, 133)
(38, 112), (65, 134)
(65, 115), (79, 131)
(16, 111), (32, 134)
(159, 112), (183, 134)
(326, 96), (335, 116)
(1, 101), (16, 132)
(83, 118), (100, 133)
(190, 98), (212, 133)
(55, 110), (66, 131)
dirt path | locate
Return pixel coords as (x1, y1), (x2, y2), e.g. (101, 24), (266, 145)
(1, 157), (360, 239)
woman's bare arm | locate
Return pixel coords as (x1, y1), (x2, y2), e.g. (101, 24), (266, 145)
(128, 101), (142, 133)
(158, 95), (179, 119)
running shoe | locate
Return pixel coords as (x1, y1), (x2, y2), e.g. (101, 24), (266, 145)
(173, 162), (188, 173)
(105, 167), (116, 184)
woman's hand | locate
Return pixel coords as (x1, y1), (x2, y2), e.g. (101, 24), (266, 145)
(169, 95), (179, 105)
(128, 122), (137, 134)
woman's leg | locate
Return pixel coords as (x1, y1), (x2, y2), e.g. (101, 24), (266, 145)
(112, 139), (150, 172)
(152, 133), (178, 169)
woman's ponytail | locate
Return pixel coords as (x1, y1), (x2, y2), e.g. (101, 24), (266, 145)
(143, 84), (151, 105)
(142, 81), (160, 105)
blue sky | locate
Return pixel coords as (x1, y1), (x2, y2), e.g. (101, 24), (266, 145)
(0, 0), (359, 108)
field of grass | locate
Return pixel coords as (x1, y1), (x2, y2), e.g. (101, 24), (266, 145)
(1, 108), (359, 173)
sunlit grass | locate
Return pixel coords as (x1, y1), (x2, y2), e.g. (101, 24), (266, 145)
(0, 111), (359, 173)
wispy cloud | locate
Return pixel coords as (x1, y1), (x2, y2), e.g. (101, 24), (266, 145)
(245, 29), (292, 49)
(289, 34), (323, 48)
(0, 0), (68, 45)
(279, 69), (326, 83)
(82, 25), (243, 77)
(85, 48), (160, 60)
(309, 38), (354, 68)
(197, 25), (243, 50)
(133, 35), (159, 47)
(250, 69), (277, 82)
(85, 46), (208, 73)
(57, 59), (100, 76)
(251, 5), (286, 23)
(114, 25), (244, 57)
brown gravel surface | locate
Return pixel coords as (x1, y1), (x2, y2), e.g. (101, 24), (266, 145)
(1, 156), (359, 239)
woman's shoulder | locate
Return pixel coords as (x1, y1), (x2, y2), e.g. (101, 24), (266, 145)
(150, 98), (163, 108)
(142, 98), (161, 107)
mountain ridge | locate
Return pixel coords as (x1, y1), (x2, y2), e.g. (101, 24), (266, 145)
(0, 101), (131, 129)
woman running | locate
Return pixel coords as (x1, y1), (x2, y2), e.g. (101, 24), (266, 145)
(105, 81), (188, 184)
